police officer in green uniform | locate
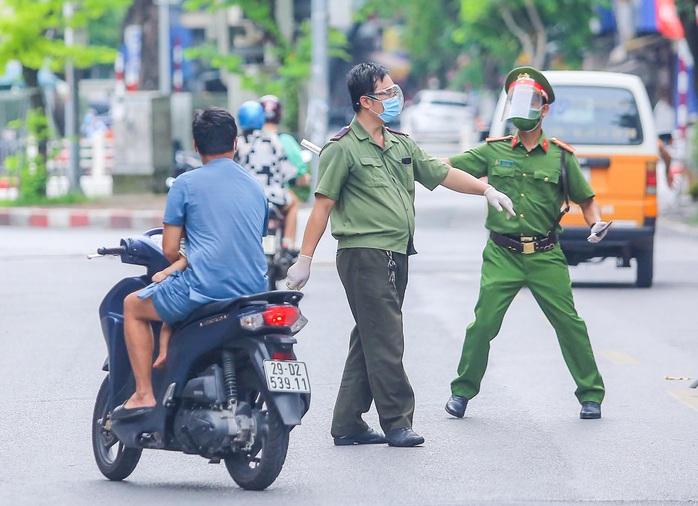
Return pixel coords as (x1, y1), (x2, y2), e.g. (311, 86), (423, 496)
(443, 67), (611, 421)
(286, 62), (515, 447)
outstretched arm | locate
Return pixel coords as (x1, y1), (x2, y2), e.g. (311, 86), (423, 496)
(440, 166), (490, 195)
(440, 167), (516, 218)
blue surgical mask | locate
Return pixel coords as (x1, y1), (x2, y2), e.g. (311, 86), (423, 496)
(375, 96), (403, 123)
(366, 84), (405, 123)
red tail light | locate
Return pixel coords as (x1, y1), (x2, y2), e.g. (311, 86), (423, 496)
(263, 306), (299, 326)
(646, 161), (657, 195)
(272, 352), (294, 361)
(239, 305), (307, 332)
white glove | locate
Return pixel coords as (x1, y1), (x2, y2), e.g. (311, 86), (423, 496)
(286, 255), (312, 290)
(484, 186), (516, 219)
(587, 221), (611, 243)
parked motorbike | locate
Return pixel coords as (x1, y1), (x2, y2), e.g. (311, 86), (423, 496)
(89, 228), (311, 490)
(165, 149), (201, 190)
(263, 203), (297, 290)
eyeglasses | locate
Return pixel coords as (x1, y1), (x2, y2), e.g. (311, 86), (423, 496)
(366, 84), (401, 101)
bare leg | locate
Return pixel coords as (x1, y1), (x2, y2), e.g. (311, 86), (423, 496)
(153, 323), (171, 369)
(123, 292), (161, 409)
(283, 194), (299, 249)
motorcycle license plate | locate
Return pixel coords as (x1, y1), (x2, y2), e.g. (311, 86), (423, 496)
(263, 360), (311, 393)
(262, 235), (277, 255)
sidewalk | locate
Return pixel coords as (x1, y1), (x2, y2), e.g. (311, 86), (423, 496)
(0, 194), (168, 229)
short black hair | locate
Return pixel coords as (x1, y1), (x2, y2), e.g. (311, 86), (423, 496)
(192, 106), (237, 155)
(347, 62), (389, 112)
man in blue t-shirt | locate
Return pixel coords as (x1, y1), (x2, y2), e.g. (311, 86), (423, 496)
(112, 106), (268, 419)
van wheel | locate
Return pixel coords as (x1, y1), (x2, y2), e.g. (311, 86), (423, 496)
(636, 246), (653, 288)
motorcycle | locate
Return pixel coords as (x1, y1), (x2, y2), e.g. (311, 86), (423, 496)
(262, 203), (297, 290)
(89, 228), (311, 490)
(165, 149), (201, 190)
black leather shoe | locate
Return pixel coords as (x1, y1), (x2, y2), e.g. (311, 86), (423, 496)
(333, 427), (387, 446)
(385, 428), (424, 447)
(445, 395), (468, 418)
(110, 402), (154, 422)
(580, 401), (601, 419)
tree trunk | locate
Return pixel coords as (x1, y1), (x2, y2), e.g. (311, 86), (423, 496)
(121, 0), (159, 90)
(22, 67), (48, 167)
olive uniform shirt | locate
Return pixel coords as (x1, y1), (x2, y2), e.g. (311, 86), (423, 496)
(315, 117), (450, 254)
(449, 133), (595, 237)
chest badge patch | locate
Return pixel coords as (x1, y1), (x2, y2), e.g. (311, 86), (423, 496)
(495, 159), (514, 167)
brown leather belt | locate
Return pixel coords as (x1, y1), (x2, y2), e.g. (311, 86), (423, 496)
(489, 231), (558, 254)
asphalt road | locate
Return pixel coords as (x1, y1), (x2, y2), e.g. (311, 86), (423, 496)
(1, 186), (698, 505)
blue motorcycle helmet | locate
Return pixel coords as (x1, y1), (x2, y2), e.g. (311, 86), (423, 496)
(238, 101), (265, 132)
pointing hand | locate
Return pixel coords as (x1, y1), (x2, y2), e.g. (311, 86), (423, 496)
(484, 187), (516, 219)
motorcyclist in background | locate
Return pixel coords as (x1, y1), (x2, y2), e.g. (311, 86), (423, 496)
(236, 101), (300, 252)
(259, 94), (312, 202)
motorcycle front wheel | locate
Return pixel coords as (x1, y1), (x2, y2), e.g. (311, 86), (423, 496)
(224, 382), (289, 490)
(92, 376), (142, 481)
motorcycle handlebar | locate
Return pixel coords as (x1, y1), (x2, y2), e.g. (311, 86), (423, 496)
(95, 246), (127, 256)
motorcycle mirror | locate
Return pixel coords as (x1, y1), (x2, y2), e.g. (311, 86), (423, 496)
(300, 138), (321, 155)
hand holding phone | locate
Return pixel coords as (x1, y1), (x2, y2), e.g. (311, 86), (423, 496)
(587, 221), (613, 243)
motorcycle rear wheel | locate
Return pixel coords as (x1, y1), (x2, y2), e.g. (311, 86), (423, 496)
(224, 386), (289, 490)
(92, 376), (142, 481)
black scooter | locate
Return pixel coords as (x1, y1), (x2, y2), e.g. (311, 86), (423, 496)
(89, 229), (311, 490)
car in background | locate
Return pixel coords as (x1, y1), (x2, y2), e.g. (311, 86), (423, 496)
(489, 71), (659, 287)
(400, 90), (474, 143)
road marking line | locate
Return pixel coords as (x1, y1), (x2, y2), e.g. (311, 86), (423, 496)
(598, 350), (640, 365)
(668, 390), (698, 412)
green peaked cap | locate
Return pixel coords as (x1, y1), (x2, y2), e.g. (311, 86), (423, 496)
(504, 66), (555, 104)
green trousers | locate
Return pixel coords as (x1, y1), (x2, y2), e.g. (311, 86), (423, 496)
(332, 248), (414, 436)
(451, 240), (605, 404)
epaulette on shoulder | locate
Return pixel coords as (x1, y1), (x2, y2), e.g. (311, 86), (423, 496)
(330, 125), (352, 141)
(386, 127), (409, 136)
(550, 137), (575, 153)
(485, 135), (514, 143)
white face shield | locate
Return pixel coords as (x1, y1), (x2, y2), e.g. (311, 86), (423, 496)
(501, 78), (547, 121)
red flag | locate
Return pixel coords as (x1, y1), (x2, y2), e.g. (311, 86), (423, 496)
(656, 0), (684, 39)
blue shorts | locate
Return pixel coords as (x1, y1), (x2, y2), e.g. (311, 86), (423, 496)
(137, 271), (203, 326)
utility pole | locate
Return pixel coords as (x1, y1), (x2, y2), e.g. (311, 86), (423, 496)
(63, 2), (81, 193)
(154, 0), (176, 95)
(307, 0), (329, 202)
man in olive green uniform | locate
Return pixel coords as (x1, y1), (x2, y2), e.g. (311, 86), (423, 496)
(286, 62), (515, 447)
(444, 67), (610, 420)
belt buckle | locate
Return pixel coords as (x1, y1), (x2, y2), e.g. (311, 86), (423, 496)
(522, 241), (535, 255)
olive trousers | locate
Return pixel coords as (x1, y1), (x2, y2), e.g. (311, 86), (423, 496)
(451, 240), (605, 404)
(331, 247), (415, 437)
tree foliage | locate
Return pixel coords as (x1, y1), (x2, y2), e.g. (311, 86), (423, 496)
(360, 0), (597, 90)
(0, 0), (130, 198)
(0, 0), (129, 94)
(183, 0), (348, 132)
(87, 2), (130, 52)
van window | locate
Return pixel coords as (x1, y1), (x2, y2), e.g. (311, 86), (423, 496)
(503, 86), (643, 146)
